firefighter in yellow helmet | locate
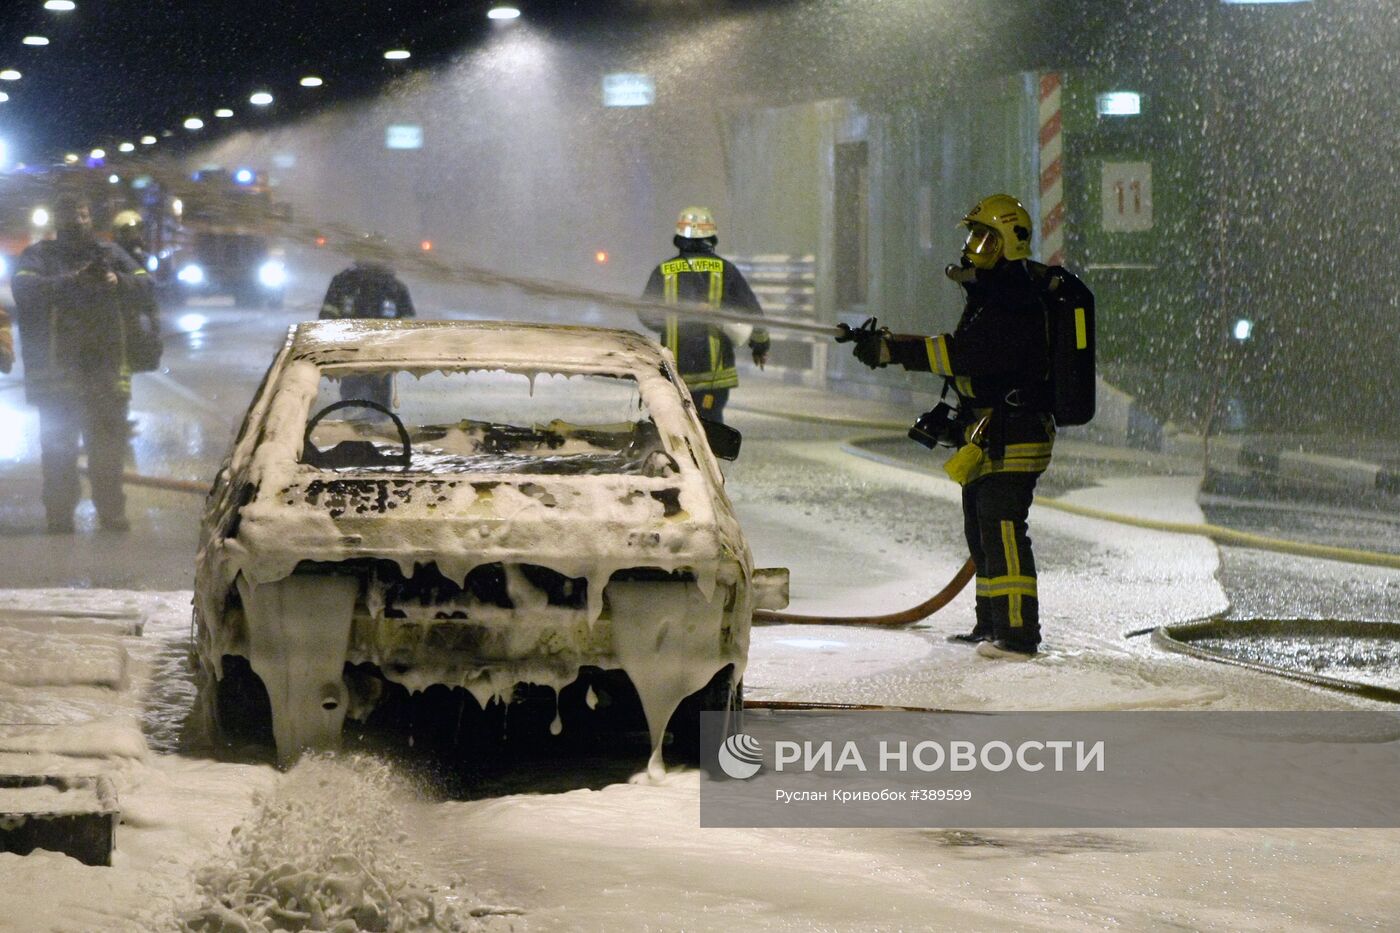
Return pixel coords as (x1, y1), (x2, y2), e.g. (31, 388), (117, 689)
(844, 194), (1065, 660)
(111, 209), (150, 270)
(639, 207), (770, 423)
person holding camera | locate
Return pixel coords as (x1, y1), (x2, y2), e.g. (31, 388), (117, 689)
(845, 194), (1057, 660)
(12, 193), (152, 533)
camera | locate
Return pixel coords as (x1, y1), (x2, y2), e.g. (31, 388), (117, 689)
(908, 402), (964, 450)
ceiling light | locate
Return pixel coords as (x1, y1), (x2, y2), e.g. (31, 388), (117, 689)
(89, 148), (105, 159)
(249, 92), (273, 106)
(22, 36), (50, 46)
(0, 93), (8, 104)
(299, 76), (323, 87)
(184, 117), (204, 130)
(0, 70), (21, 82)
(44, 0), (76, 10)
(383, 49), (411, 61)
(488, 6), (521, 19)
(140, 135), (157, 145)
(214, 108), (234, 118)
(118, 142), (135, 153)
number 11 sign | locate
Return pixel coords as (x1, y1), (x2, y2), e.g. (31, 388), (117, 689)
(1101, 161), (1153, 232)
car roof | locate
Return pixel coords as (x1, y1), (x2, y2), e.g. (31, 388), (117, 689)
(287, 319), (669, 372)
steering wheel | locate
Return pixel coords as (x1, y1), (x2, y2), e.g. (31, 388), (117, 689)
(302, 399), (413, 471)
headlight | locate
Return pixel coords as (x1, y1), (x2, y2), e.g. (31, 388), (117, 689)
(258, 259), (287, 289)
(177, 264), (206, 285)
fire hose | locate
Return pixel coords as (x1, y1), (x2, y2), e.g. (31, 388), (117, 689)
(753, 558), (975, 627)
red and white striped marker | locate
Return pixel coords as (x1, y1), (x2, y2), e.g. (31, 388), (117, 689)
(1038, 72), (1066, 267)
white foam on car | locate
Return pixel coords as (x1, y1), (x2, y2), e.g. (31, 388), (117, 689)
(194, 322), (757, 767)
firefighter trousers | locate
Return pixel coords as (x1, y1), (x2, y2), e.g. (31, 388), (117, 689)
(962, 471), (1041, 650)
(38, 394), (130, 526)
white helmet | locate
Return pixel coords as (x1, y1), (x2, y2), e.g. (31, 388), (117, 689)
(676, 206), (717, 239)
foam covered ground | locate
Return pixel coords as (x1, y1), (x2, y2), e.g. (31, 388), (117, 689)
(1, 447), (1398, 930)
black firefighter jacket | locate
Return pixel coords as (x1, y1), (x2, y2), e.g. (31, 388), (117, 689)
(640, 243), (770, 392)
(12, 237), (152, 404)
(887, 260), (1055, 482)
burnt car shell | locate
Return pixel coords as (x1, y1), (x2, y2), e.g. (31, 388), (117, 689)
(193, 320), (787, 766)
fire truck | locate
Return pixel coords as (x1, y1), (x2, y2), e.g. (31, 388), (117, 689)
(151, 167), (290, 309)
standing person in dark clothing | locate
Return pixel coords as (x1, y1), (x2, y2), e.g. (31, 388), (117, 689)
(319, 234), (416, 408)
(640, 207), (770, 424)
(848, 194), (1080, 661)
(12, 193), (153, 533)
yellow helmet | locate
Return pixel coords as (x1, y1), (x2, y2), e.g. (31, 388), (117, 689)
(676, 206), (717, 240)
(961, 194), (1032, 267)
(111, 209), (143, 231)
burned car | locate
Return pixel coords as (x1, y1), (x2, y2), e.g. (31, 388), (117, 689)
(193, 320), (787, 766)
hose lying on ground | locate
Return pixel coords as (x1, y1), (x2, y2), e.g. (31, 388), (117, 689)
(754, 558), (975, 627)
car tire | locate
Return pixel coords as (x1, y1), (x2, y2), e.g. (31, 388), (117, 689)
(667, 664), (742, 767)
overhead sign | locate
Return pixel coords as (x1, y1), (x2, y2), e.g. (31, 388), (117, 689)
(603, 73), (655, 107)
(385, 124), (424, 150)
(1101, 161), (1153, 233)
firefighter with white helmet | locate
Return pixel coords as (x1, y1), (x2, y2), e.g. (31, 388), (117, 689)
(640, 206), (770, 424)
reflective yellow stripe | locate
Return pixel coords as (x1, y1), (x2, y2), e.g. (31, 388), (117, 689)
(708, 270), (723, 307)
(1074, 307), (1087, 349)
(1001, 521), (1023, 627)
(976, 575), (1039, 598)
(982, 457), (1052, 475)
(924, 335), (953, 375)
(954, 376), (975, 397)
(1001, 521), (1021, 577)
(133, 269), (148, 277)
(663, 272), (678, 303)
(665, 316), (679, 357)
(683, 367), (739, 390)
(708, 331), (721, 372)
(1003, 441), (1054, 458)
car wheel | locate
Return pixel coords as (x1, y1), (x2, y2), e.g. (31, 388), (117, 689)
(666, 664), (742, 767)
(212, 655), (275, 746)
